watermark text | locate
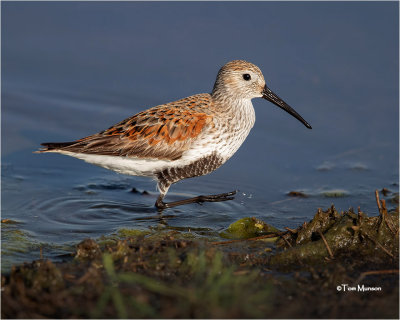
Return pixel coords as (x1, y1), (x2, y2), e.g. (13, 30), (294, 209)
(337, 284), (382, 292)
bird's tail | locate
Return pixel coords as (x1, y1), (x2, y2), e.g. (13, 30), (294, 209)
(34, 141), (77, 153)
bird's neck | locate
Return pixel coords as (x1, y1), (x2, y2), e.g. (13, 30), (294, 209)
(211, 94), (256, 128)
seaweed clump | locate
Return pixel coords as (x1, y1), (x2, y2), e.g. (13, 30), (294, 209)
(271, 197), (399, 267)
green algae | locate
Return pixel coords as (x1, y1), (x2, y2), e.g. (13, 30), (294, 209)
(117, 228), (150, 238)
(93, 228), (151, 248)
(1, 223), (75, 273)
(220, 217), (280, 239)
(321, 189), (348, 197)
(1, 228), (33, 254)
(1, 225), (42, 272)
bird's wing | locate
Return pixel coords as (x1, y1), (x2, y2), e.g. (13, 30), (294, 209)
(40, 94), (214, 161)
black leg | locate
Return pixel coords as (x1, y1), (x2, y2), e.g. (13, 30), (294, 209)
(155, 190), (237, 209)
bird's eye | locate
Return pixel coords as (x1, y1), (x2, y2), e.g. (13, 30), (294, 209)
(242, 74), (251, 81)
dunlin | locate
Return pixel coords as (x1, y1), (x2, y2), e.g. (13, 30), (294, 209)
(37, 60), (311, 209)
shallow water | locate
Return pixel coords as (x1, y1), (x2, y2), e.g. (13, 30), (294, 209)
(2, 2), (399, 270)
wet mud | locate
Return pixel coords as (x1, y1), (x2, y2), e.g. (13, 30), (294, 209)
(1, 191), (399, 318)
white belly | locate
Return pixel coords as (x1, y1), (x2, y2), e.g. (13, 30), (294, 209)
(54, 141), (219, 178)
(55, 150), (173, 177)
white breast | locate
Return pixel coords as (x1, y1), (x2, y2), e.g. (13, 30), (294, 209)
(210, 99), (256, 160)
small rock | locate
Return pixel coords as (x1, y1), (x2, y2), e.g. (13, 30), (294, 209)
(288, 191), (308, 198)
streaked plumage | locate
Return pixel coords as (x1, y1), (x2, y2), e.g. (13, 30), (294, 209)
(37, 60), (311, 209)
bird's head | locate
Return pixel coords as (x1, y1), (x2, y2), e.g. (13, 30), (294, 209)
(212, 60), (312, 129)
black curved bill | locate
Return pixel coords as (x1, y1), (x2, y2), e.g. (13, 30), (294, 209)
(262, 85), (312, 129)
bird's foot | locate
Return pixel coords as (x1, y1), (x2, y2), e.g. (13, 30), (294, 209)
(155, 190), (237, 210)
